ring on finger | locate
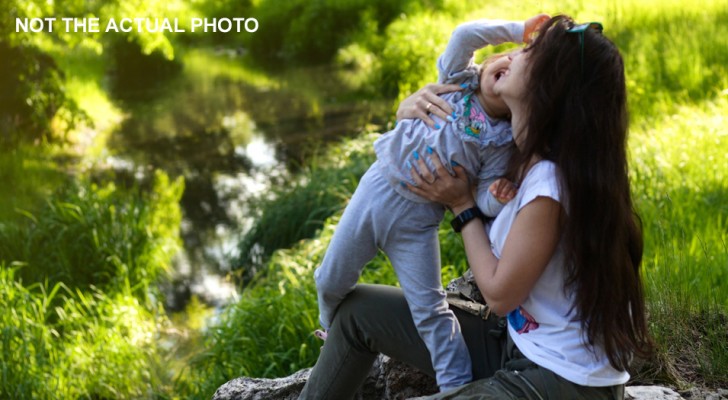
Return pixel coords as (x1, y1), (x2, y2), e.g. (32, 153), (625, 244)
(427, 176), (438, 184)
(426, 103), (433, 112)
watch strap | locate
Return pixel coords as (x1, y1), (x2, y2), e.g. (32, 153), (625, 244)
(451, 207), (485, 233)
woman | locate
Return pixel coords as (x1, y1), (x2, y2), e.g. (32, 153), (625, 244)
(299, 15), (652, 399)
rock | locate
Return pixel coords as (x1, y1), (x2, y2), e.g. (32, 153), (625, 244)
(212, 355), (437, 400)
(626, 385), (684, 400)
(212, 368), (310, 400)
(681, 386), (728, 400)
(214, 360), (711, 400)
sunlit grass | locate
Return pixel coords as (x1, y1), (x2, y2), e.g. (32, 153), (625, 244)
(631, 95), (728, 306)
(0, 264), (165, 399)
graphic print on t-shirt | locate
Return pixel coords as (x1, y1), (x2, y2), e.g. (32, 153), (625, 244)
(508, 306), (539, 334)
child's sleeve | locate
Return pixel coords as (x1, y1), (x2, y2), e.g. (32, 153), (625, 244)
(437, 20), (525, 85)
(474, 143), (515, 217)
(476, 176), (506, 217)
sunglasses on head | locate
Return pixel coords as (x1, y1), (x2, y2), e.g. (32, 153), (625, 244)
(566, 22), (604, 75)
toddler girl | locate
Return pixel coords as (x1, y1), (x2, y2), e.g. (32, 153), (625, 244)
(314, 15), (547, 391)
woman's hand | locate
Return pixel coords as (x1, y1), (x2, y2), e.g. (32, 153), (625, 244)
(396, 83), (464, 128)
(523, 14), (550, 43)
(406, 150), (475, 214)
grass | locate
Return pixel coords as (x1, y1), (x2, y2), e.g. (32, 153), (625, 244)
(0, 171), (185, 398)
(0, 171), (184, 306)
(629, 95), (728, 386)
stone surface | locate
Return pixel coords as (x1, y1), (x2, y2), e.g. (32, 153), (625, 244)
(212, 368), (310, 400)
(626, 385), (684, 400)
(212, 355), (437, 400)
(214, 359), (724, 400)
(681, 387), (728, 400)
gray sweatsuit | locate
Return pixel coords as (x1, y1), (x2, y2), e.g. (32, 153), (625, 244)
(314, 19), (524, 392)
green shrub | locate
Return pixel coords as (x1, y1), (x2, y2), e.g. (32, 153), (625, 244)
(0, 170), (184, 306)
(0, 41), (85, 147)
(246, 0), (447, 66)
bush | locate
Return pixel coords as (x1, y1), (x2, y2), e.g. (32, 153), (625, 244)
(0, 170), (184, 306)
(0, 41), (85, 147)
(246, 0), (446, 66)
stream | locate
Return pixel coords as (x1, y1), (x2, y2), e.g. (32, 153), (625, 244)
(99, 47), (393, 311)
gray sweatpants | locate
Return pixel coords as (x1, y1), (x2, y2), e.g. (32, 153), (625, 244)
(314, 161), (472, 391)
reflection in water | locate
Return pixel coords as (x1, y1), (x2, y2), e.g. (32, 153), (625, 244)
(103, 48), (391, 310)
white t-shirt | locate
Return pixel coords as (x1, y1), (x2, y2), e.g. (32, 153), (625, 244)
(489, 160), (630, 387)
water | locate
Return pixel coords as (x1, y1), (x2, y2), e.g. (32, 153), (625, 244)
(101, 47), (392, 311)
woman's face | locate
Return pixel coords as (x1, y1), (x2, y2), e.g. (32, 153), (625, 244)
(493, 50), (530, 105)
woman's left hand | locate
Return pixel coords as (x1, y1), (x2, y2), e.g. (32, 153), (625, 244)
(406, 151), (475, 214)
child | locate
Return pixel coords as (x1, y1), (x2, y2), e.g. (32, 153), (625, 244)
(314, 15), (548, 391)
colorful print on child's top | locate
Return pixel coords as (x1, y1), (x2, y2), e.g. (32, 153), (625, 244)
(508, 306), (540, 334)
(456, 94), (487, 138)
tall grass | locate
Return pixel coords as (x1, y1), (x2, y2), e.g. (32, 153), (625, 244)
(0, 264), (165, 399)
(630, 95), (728, 385)
(0, 171), (183, 306)
(0, 145), (67, 223)
(0, 171), (185, 398)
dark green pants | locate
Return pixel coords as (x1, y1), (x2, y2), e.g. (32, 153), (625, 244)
(299, 284), (624, 400)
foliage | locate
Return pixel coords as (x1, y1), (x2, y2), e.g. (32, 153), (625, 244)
(0, 146), (68, 223)
(0, 40), (86, 147)
(0, 171), (184, 307)
(233, 134), (376, 282)
(244, 0), (447, 66)
(0, 170), (184, 398)
(376, 13), (457, 99)
(0, 0), (190, 146)
(0, 265), (165, 399)
(610, 0), (728, 120)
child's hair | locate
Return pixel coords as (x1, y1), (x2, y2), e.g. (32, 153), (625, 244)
(509, 15), (653, 371)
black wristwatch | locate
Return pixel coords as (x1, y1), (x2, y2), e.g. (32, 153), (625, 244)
(450, 207), (485, 233)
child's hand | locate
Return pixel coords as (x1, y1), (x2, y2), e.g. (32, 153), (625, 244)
(489, 178), (518, 204)
(523, 14), (550, 43)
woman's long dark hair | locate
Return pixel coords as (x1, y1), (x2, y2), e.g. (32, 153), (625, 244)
(510, 15), (653, 370)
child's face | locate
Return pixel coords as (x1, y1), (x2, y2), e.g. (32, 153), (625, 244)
(479, 54), (512, 119)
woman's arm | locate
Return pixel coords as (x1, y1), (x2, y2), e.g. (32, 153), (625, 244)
(407, 152), (561, 316)
(458, 196), (561, 315)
